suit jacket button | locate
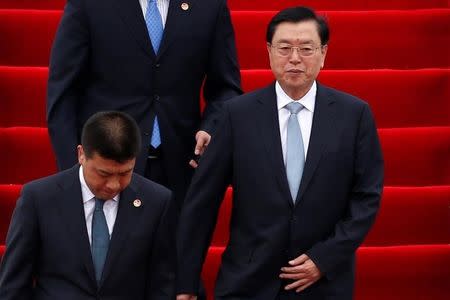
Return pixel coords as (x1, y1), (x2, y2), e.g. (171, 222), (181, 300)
(143, 132), (150, 136)
(155, 63), (160, 68)
(154, 95), (160, 101)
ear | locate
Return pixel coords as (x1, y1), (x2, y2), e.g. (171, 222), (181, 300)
(77, 145), (85, 165)
(266, 42), (272, 55)
(320, 44), (328, 69)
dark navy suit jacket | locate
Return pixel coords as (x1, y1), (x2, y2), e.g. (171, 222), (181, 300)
(47, 0), (242, 206)
(0, 165), (176, 299)
(177, 82), (384, 299)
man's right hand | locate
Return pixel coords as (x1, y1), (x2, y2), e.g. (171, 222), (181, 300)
(176, 294), (197, 300)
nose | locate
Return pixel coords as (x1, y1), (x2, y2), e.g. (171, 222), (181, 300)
(289, 48), (302, 63)
(105, 177), (120, 192)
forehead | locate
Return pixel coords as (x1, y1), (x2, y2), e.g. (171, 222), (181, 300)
(272, 20), (321, 44)
(87, 153), (134, 173)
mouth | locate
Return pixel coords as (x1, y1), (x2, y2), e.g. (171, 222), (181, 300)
(286, 69), (304, 74)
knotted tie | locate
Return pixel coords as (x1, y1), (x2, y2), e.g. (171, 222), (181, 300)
(285, 102), (305, 202)
(146, 0), (163, 148)
(91, 198), (109, 283)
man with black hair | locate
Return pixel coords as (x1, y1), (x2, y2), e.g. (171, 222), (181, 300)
(0, 111), (176, 299)
(177, 6), (383, 300)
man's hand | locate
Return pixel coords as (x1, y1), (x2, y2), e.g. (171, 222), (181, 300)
(279, 254), (322, 293)
(189, 130), (211, 168)
(177, 294), (197, 300)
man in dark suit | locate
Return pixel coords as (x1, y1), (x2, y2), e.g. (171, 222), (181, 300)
(176, 7), (384, 300)
(0, 111), (176, 299)
(47, 0), (242, 209)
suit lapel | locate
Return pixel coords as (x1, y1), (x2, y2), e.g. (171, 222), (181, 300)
(111, 0), (155, 58)
(296, 83), (336, 202)
(157, 0), (191, 58)
(100, 180), (142, 286)
(257, 83), (294, 208)
(57, 166), (97, 286)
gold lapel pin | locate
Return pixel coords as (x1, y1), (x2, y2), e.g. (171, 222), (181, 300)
(181, 2), (189, 11)
(133, 199), (142, 208)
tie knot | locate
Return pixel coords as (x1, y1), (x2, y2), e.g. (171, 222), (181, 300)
(95, 198), (105, 210)
(285, 102), (303, 115)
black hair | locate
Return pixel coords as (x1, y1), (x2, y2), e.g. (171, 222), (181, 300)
(81, 111), (141, 162)
(266, 6), (329, 45)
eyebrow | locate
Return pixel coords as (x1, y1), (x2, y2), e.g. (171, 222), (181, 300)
(276, 39), (315, 44)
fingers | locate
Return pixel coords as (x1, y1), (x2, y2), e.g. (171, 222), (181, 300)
(189, 159), (198, 168)
(176, 294), (197, 300)
(194, 131), (211, 155)
(284, 278), (309, 291)
(280, 255), (322, 293)
(190, 131), (211, 168)
(288, 253), (309, 266)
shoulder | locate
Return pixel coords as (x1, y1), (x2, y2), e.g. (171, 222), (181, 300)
(318, 83), (369, 110)
(129, 173), (172, 205)
(22, 166), (78, 197)
(225, 83), (275, 111)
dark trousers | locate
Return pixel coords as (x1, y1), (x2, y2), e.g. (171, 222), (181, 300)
(144, 148), (206, 300)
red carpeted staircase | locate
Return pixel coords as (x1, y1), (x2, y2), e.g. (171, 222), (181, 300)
(0, 0), (449, 299)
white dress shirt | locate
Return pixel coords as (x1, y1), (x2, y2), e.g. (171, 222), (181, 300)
(276, 81), (316, 165)
(79, 166), (119, 245)
(139, 0), (170, 27)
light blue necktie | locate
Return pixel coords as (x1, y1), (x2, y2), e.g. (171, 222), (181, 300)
(146, 0), (163, 53)
(146, 0), (163, 148)
(91, 198), (110, 283)
(285, 102), (305, 202)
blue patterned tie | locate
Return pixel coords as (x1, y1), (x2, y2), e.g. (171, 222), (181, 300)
(91, 198), (110, 283)
(146, 0), (163, 148)
(285, 102), (305, 202)
(146, 0), (163, 53)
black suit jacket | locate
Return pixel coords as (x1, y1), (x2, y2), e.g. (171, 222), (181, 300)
(0, 165), (176, 299)
(177, 82), (384, 299)
(47, 0), (242, 206)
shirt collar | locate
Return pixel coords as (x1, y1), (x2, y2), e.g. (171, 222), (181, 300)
(276, 80), (316, 113)
(79, 165), (120, 203)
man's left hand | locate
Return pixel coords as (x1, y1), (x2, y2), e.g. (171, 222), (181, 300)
(279, 254), (322, 293)
(189, 130), (211, 168)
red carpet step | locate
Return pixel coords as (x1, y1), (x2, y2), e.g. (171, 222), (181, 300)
(208, 186), (450, 247)
(232, 9), (450, 69)
(201, 245), (450, 300)
(1, 67), (449, 128)
(0, 244), (448, 299)
(1, 9), (449, 69)
(0, 184), (20, 244)
(1, 127), (449, 185)
(228, 0), (450, 11)
(2, 185), (448, 246)
(0, 0), (448, 11)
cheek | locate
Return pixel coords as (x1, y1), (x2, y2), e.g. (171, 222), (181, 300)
(119, 176), (133, 189)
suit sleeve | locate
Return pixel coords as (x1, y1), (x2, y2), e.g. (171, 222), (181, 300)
(146, 191), (177, 299)
(47, 0), (89, 170)
(0, 185), (39, 299)
(176, 105), (233, 294)
(200, 0), (242, 134)
(306, 103), (384, 279)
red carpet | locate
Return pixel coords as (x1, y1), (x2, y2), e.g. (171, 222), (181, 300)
(1, 9), (449, 69)
(0, 0), (449, 299)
